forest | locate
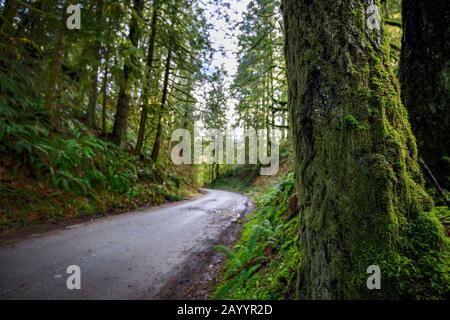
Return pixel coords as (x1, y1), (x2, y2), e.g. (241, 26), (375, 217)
(0, 0), (449, 300)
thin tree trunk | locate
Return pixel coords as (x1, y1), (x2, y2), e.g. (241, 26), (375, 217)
(45, 0), (69, 116)
(101, 50), (109, 137)
(400, 0), (450, 190)
(86, 0), (104, 129)
(264, 75), (270, 143)
(111, 0), (144, 147)
(135, 2), (159, 155)
(151, 49), (172, 162)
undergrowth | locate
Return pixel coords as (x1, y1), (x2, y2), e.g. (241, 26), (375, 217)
(213, 172), (300, 299)
(209, 140), (293, 194)
(210, 165), (261, 193)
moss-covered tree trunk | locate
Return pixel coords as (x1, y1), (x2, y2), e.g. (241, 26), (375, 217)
(101, 49), (110, 137)
(111, 0), (144, 147)
(151, 48), (172, 162)
(135, 1), (159, 155)
(283, 0), (448, 299)
(400, 0), (450, 190)
(45, 0), (69, 115)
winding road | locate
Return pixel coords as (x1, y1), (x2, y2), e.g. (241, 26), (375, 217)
(0, 189), (251, 300)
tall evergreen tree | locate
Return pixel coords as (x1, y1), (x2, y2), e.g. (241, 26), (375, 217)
(44, 0), (70, 115)
(111, 0), (144, 147)
(233, 0), (288, 135)
(151, 48), (173, 162)
(400, 0), (450, 190)
(86, 0), (105, 128)
(135, 0), (160, 155)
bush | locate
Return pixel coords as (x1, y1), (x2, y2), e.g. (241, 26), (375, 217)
(214, 172), (300, 299)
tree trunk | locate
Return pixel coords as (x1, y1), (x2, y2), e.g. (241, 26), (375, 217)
(1, 0), (17, 35)
(101, 49), (109, 137)
(283, 0), (438, 299)
(86, 0), (104, 129)
(44, 0), (69, 115)
(151, 49), (172, 162)
(135, 2), (159, 155)
(111, 0), (144, 147)
(400, 0), (450, 190)
(281, 114), (287, 140)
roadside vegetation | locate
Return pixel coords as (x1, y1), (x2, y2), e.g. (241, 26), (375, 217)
(0, 98), (196, 231)
(0, 0), (209, 232)
(210, 143), (300, 299)
(213, 171), (300, 299)
(1, 0), (450, 300)
(213, 150), (450, 299)
(210, 0), (450, 300)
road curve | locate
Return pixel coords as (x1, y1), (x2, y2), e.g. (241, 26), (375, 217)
(0, 189), (251, 299)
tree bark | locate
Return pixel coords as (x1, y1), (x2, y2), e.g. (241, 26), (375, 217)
(283, 0), (436, 299)
(86, 0), (104, 129)
(111, 0), (144, 147)
(400, 0), (450, 190)
(135, 1), (159, 155)
(151, 49), (172, 162)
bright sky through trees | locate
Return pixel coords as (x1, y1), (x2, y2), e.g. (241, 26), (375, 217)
(198, 0), (251, 126)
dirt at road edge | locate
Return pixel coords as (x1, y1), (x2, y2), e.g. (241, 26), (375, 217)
(154, 197), (253, 300)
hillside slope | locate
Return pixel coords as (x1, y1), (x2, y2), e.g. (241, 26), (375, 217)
(0, 101), (197, 232)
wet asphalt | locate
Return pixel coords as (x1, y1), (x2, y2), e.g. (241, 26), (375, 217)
(0, 189), (250, 299)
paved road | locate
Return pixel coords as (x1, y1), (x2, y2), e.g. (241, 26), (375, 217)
(0, 189), (250, 299)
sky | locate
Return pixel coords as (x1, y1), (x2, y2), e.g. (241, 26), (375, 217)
(206, 0), (251, 75)
(196, 0), (251, 127)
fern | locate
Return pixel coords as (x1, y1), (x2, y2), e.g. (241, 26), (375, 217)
(213, 219), (276, 298)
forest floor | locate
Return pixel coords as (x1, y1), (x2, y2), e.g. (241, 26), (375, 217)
(0, 189), (252, 299)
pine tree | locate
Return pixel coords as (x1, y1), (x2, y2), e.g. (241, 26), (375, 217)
(111, 0), (145, 147)
(233, 0), (288, 136)
(86, 0), (105, 129)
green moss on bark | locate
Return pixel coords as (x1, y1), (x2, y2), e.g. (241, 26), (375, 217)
(283, 0), (449, 299)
